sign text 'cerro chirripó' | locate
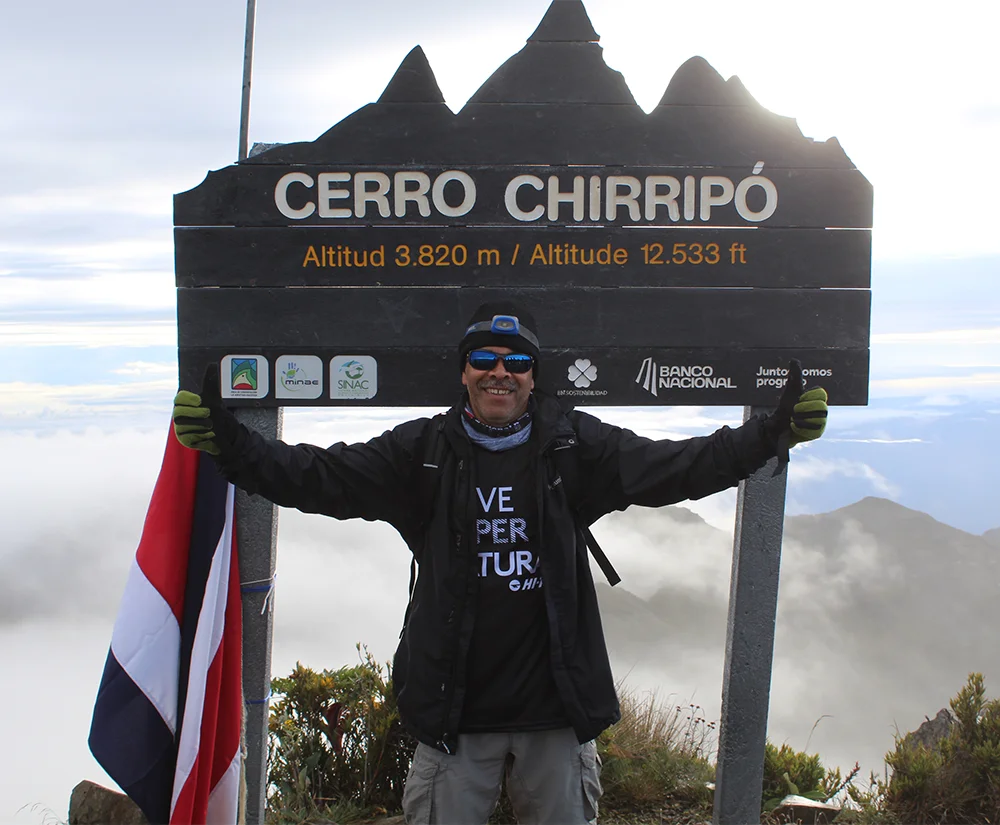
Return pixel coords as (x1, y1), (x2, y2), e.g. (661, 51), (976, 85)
(271, 166), (780, 224)
(174, 0), (872, 408)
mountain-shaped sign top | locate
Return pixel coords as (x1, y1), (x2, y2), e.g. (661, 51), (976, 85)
(377, 46), (445, 104)
(240, 0), (856, 169)
(528, 0), (600, 43)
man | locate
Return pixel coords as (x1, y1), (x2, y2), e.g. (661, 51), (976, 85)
(173, 301), (828, 825)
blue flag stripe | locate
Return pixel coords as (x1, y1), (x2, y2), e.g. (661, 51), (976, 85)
(175, 457), (230, 749)
(89, 651), (177, 822)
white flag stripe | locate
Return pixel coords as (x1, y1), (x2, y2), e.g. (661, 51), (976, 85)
(205, 750), (242, 825)
(170, 486), (236, 817)
(110, 558), (182, 733)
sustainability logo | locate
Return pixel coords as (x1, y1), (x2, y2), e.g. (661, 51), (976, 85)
(567, 358), (598, 388)
(557, 356), (607, 398)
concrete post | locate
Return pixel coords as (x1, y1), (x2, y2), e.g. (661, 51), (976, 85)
(235, 407), (282, 825)
(713, 405), (787, 825)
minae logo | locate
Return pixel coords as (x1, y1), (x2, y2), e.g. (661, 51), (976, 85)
(280, 363), (319, 389)
(276, 355), (322, 399)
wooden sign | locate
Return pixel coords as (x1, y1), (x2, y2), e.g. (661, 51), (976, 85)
(175, 0), (872, 406)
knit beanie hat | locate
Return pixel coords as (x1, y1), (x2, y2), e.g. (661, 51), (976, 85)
(458, 301), (540, 375)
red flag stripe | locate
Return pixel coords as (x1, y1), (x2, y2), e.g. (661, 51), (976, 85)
(136, 433), (200, 623)
(209, 525), (243, 791)
(170, 485), (239, 823)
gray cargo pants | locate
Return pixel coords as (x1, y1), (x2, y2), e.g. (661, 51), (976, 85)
(402, 727), (602, 824)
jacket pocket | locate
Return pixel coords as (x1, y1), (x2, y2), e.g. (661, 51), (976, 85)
(580, 740), (603, 823)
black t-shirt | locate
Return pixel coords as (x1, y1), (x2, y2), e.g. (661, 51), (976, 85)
(459, 441), (568, 732)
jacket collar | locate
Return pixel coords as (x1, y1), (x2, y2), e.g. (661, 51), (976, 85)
(443, 391), (575, 453)
(530, 392), (577, 446)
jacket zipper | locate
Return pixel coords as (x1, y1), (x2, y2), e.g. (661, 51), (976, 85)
(438, 456), (467, 752)
(437, 433), (575, 752)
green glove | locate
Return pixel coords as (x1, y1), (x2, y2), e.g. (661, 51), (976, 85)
(769, 360), (829, 474)
(790, 386), (828, 445)
(172, 364), (238, 456)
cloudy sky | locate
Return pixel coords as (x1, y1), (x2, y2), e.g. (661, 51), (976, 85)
(2, 0), (999, 819)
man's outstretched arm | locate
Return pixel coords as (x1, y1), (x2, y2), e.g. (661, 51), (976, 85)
(171, 365), (424, 528)
(572, 361), (829, 518)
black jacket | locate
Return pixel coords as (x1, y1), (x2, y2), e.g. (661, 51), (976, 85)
(214, 393), (778, 753)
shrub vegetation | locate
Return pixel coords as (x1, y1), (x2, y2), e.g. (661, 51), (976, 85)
(265, 653), (1000, 825)
(266, 645), (414, 824)
(881, 672), (1000, 824)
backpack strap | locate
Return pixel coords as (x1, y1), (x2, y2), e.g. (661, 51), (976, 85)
(421, 414), (448, 471)
(582, 524), (621, 587)
(551, 437), (621, 587)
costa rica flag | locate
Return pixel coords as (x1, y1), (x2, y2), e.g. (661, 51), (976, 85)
(89, 431), (243, 824)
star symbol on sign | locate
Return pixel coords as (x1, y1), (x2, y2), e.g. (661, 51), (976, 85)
(568, 359), (598, 388)
(377, 294), (423, 334)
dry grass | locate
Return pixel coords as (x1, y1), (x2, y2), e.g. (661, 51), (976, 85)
(596, 687), (716, 819)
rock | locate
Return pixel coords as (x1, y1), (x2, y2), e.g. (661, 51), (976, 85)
(902, 707), (954, 752)
(769, 794), (840, 824)
(69, 780), (149, 825)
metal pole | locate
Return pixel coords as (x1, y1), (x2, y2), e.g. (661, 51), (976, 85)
(236, 407), (282, 825)
(238, 0), (258, 161)
(236, 7), (264, 822)
(713, 405), (787, 825)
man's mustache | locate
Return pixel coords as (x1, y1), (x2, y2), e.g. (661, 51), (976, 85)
(478, 378), (517, 391)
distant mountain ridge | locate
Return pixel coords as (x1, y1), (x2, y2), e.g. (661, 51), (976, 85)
(793, 495), (1000, 545)
(785, 401), (1000, 536)
(595, 495), (1000, 779)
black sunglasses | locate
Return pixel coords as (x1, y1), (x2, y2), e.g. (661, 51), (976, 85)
(466, 350), (535, 374)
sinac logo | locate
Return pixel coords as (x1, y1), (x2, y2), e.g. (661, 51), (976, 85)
(340, 360), (364, 380)
(567, 358), (597, 388)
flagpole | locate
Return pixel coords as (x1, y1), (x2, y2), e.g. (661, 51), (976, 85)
(236, 8), (281, 825)
(239, 0), (258, 161)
